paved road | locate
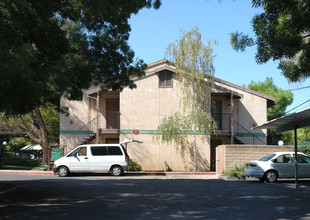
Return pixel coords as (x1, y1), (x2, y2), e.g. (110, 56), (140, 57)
(1, 174), (310, 220)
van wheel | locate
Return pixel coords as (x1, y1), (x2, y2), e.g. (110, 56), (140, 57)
(110, 166), (123, 176)
(58, 166), (69, 177)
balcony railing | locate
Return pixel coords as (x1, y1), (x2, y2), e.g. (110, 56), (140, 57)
(99, 111), (120, 130)
(212, 113), (231, 131)
(212, 113), (266, 145)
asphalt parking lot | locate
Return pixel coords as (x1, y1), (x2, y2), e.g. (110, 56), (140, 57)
(1, 173), (310, 220)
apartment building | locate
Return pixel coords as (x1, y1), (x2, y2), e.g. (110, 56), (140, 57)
(59, 60), (276, 171)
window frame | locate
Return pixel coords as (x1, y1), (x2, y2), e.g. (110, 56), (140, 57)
(158, 71), (173, 88)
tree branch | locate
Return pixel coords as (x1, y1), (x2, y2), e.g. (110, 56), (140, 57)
(19, 115), (41, 144)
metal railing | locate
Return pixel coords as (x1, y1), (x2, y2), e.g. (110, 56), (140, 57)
(212, 113), (231, 131)
(99, 111), (120, 130)
(212, 113), (266, 145)
(233, 120), (266, 145)
(60, 111), (120, 152)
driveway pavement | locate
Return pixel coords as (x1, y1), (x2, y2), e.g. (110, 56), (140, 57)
(1, 173), (310, 220)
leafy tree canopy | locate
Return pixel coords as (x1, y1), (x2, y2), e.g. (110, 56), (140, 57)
(157, 26), (217, 145)
(0, 0), (160, 115)
(230, 0), (310, 82)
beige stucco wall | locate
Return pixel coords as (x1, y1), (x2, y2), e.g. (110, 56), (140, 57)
(120, 69), (212, 171)
(120, 73), (180, 130)
(60, 91), (90, 132)
(216, 144), (294, 175)
(121, 133), (210, 171)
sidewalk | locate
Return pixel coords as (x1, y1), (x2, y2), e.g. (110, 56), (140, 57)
(0, 169), (216, 176)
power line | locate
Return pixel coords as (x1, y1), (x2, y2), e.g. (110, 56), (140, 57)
(285, 86), (310, 91)
(285, 99), (310, 114)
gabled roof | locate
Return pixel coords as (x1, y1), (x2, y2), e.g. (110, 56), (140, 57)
(86, 59), (277, 107)
(144, 59), (276, 107)
(213, 77), (276, 108)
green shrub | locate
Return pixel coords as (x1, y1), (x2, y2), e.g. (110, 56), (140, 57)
(129, 159), (142, 172)
(4, 158), (42, 167)
(298, 145), (310, 155)
(222, 164), (246, 180)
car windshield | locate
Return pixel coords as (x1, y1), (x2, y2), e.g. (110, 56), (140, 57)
(259, 153), (276, 161)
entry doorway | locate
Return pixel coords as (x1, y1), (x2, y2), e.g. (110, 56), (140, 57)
(106, 99), (120, 129)
(210, 140), (222, 171)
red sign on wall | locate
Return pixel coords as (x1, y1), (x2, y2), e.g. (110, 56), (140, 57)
(133, 130), (139, 135)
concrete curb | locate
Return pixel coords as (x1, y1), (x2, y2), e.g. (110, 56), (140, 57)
(0, 170), (56, 176)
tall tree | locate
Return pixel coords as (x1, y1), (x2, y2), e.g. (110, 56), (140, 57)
(157, 26), (217, 171)
(230, 0), (310, 82)
(0, 0), (161, 163)
(246, 77), (294, 144)
(0, 103), (60, 165)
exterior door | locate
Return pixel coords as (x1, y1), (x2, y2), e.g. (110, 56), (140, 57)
(295, 154), (310, 177)
(212, 101), (222, 130)
(89, 146), (110, 172)
(68, 147), (89, 172)
(272, 154), (294, 177)
(106, 99), (120, 129)
(210, 140), (222, 171)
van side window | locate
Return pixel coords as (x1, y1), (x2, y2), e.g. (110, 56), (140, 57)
(108, 146), (123, 155)
(91, 147), (108, 156)
(78, 147), (87, 156)
(67, 147), (87, 157)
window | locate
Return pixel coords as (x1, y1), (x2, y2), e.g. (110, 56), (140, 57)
(159, 71), (172, 88)
(273, 154), (292, 163)
(294, 154), (310, 163)
(107, 146), (123, 155)
(68, 147), (87, 157)
(91, 146), (108, 156)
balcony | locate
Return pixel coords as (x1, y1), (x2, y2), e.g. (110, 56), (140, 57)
(98, 111), (120, 134)
(212, 113), (232, 135)
(212, 113), (266, 145)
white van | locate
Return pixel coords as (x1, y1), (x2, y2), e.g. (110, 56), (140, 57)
(52, 144), (129, 177)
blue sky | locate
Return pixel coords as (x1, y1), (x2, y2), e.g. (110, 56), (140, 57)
(128, 0), (310, 113)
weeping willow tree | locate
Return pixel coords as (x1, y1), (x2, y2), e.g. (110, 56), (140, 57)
(157, 26), (217, 171)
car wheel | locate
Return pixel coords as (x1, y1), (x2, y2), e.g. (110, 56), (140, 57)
(110, 166), (123, 176)
(264, 170), (278, 183)
(58, 166), (69, 177)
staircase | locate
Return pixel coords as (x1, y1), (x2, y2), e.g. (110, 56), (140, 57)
(233, 120), (266, 145)
(60, 117), (98, 152)
(60, 111), (120, 152)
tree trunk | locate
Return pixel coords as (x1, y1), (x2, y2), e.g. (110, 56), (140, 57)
(19, 107), (50, 167)
(34, 107), (50, 166)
